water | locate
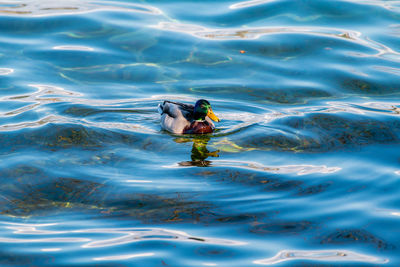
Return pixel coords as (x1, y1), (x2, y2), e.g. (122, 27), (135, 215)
(0, 0), (399, 266)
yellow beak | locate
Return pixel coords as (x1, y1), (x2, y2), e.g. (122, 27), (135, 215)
(207, 109), (220, 122)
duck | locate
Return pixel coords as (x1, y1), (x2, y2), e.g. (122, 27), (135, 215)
(158, 99), (220, 134)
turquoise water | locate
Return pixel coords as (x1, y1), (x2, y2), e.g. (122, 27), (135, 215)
(0, 0), (400, 266)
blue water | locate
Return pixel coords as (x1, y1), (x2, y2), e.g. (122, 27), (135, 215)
(0, 0), (400, 266)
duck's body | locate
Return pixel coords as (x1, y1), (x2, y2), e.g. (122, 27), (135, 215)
(158, 100), (220, 134)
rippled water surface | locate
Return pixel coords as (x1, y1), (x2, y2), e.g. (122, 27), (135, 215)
(1, 0), (400, 266)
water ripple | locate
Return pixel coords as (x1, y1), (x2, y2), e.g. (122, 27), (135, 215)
(345, 0), (400, 10)
(0, 222), (246, 248)
(52, 45), (95, 51)
(153, 22), (400, 62)
(80, 228), (246, 248)
(0, 115), (66, 131)
(0, 68), (13, 75)
(254, 249), (388, 265)
(0, 0), (163, 17)
(153, 22), (361, 41)
(229, 0), (277, 9)
(171, 159), (341, 175)
(0, 84), (80, 118)
(0, 237), (91, 243)
(282, 101), (400, 116)
(212, 161), (341, 175)
(93, 252), (155, 261)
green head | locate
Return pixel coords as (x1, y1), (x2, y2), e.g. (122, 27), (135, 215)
(193, 99), (220, 122)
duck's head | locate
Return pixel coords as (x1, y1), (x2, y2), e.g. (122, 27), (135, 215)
(193, 99), (220, 122)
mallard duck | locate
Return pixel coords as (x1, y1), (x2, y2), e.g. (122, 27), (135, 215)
(158, 99), (220, 134)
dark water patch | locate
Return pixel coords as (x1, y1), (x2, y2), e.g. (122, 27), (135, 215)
(190, 85), (333, 104)
(101, 193), (265, 226)
(296, 113), (400, 146)
(0, 169), (207, 222)
(62, 104), (155, 118)
(0, 172), (106, 217)
(0, 171), (194, 220)
(320, 229), (395, 250)
(195, 246), (235, 258)
(0, 164), (44, 180)
(194, 168), (334, 198)
(262, 178), (304, 192)
(234, 128), (320, 152)
(342, 78), (400, 95)
(250, 221), (316, 235)
(0, 123), (144, 151)
(0, 250), (51, 267)
(236, 113), (400, 152)
(0, 15), (99, 36)
(103, 193), (214, 224)
(297, 182), (333, 196)
(38, 177), (105, 203)
(214, 214), (259, 224)
(258, 88), (332, 105)
(0, 165), (268, 226)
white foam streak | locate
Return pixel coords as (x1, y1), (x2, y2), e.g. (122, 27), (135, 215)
(230, 0), (276, 9)
(0, 237), (90, 243)
(0, 115), (66, 131)
(168, 159), (341, 175)
(0, 222), (246, 249)
(212, 160), (341, 175)
(254, 249), (388, 265)
(93, 252), (154, 261)
(41, 248), (62, 252)
(81, 228), (246, 248)
(53, 45), (94, 51)
(0, 68), (14, 75)
(0, 0), (162, 17)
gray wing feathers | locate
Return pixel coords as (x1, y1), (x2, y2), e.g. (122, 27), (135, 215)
(158, 101), (193, 120)
(158, 101), (177, 118)
(159, 101), (191, 133)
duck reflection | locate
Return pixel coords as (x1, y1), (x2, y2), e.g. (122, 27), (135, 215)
(175, 136), (219, 167)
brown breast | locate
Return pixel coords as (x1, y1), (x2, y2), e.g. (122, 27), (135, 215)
(183, 121), (214, 134)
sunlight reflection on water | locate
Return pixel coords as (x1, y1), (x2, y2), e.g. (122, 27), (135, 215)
(229, 0), (277, 10)
(253, 249), (388, 265)
(53, 45), (95, 51)
(168, 160), (341, 176)
(93, 252), (155, 261)
(0, 222), (246, 248)
(0, 0), (163, 16)
(0, 68), (13, 75)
